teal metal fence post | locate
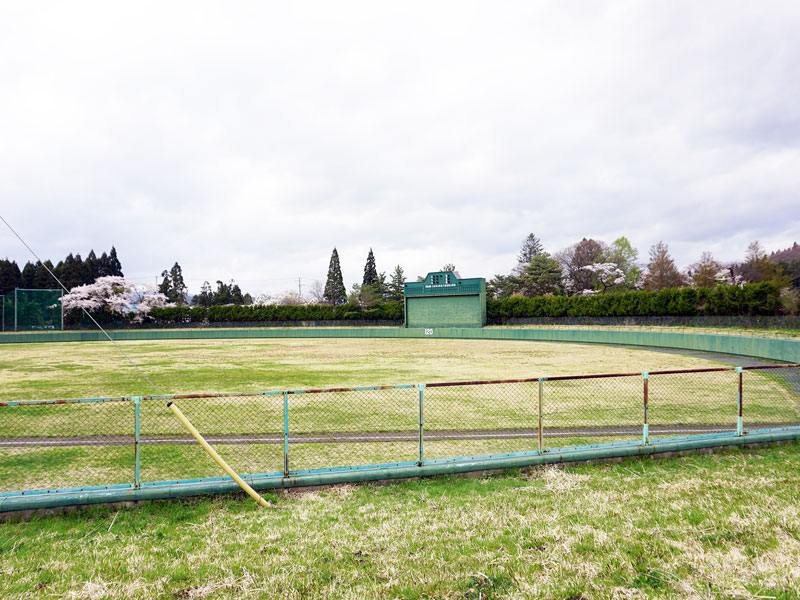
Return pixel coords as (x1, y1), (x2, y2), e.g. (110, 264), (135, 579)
(736, 367), (743, 436)
(133, 397), (141, 488)
(538, 378), (544, 455)
(417, 384), (425, 466)
(283, 391), (290, 477)
(642, 372), (649, 445)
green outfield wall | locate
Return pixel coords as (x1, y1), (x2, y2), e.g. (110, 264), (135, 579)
(1, 327), (798, 363)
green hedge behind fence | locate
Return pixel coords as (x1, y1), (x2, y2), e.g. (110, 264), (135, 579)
(143, 283), (781, 326)
(487, 283), (783, 320)
(146, 301), (404, 325)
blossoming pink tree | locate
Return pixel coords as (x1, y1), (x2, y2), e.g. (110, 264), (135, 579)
(61, 276), (173, 322)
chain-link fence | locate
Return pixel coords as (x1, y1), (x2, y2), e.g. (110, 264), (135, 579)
(1, 288), (63, 332)
(2, 364), (799, 495)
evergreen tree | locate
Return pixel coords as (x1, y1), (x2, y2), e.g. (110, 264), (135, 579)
(363, 248), (378, 286)
(323, 248), (346, 305)
(388, 265), (406, 302)
(514, 233), (544, 274)
(60, 254), (85, 290)
(97, 252), (112, 277)
(214, 280), (233, 305)
(34, 260), (59, 289)
(644, 242), (686, 291)
(520, 253), (563, 296)
(84, 250), (100, 283)
(0, 259), (21, 295)
(159, 262), (188, 304)
(20, 262), (36, 288)
(108, 246), (123, 276)
(194, 281), (214, 307)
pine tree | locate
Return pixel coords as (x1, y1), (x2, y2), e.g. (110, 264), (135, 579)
(108, 246), (123, 277)
(644, 242), (686, 291)
(388, 265), (406, 302)
(324, 248), (346, 305)
(516, 234), (544, 269)
(363, 248), (378, 286)
(521, 253), (563, 296)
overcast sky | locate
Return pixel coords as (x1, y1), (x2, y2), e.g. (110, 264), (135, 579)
(2, 1), (799, 296)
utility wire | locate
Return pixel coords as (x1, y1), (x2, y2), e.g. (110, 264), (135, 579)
(0, 214), (163, 395)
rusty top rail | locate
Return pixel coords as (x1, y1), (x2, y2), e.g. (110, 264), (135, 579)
(2, 364), (797, 406)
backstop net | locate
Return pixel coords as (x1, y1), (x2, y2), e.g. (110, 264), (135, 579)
(1, 289), (63, 331)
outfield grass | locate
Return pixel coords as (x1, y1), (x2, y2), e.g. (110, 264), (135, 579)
(2, 338), (798, 494)
(2, 443), (799, 599)
(0, 337), (772, 401)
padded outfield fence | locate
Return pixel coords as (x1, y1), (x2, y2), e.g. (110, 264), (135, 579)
(2, 363), (799, 510)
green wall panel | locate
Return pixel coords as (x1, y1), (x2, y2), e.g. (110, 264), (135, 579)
(406, 295), (484, 328)
(1, 327), (797, 363)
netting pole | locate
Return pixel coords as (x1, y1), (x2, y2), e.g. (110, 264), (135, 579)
(417, 384), (425, 466)
(736, 367), (743, 436)
(538, 378), (544, 455)
(60, 289), (64, 331)
(283, 391), (289, 477)
(14, 288), (17, 332)
(642, 372), (649, 445)
(134, 397), (141, 488)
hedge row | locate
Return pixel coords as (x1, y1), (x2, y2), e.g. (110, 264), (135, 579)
(148, 301), (404, 324)
(486, 283), (782, 320)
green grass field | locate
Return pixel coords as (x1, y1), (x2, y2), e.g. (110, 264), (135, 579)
(1, 338), (798, 493)
(1, 443), (799, 599)
(2, 336), (800, 598)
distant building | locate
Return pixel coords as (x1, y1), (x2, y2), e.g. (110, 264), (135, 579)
(403, 271), (486, 328)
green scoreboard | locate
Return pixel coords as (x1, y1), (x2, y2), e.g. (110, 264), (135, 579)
(403, 271), (487, 328)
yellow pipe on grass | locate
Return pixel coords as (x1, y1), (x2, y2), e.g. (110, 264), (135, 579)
(167, 401), (271, 508)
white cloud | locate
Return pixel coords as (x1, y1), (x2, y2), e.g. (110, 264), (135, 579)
(2, 1), (799, 294)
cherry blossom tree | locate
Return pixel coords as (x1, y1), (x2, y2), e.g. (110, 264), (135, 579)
(61, 276), (172, 322)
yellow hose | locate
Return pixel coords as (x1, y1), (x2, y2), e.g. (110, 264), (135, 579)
(167, 402), (270, 508)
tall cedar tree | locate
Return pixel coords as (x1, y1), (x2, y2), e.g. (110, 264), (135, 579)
(323, 248), (346, 305)
(108, 247), (123, 276)
(0, 259), (22, 295)
(159, 262), (188, 305)
(644, 241), (686, 291)
(363, 248), (378, 286)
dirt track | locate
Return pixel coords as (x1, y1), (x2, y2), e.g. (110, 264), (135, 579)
(3, 423), (797, 448)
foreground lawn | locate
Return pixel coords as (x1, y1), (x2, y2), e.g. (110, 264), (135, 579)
(2, 442), (799, 599)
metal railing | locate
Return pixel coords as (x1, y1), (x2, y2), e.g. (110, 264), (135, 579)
(1, 363), (799, 497)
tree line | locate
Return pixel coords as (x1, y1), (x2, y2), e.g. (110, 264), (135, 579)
(487, 234), (799, 314)
(0, 248), (123, 296)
